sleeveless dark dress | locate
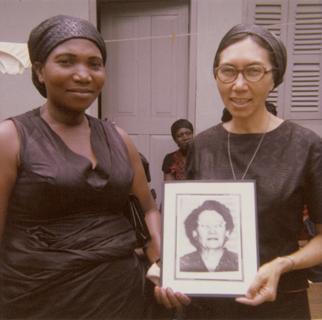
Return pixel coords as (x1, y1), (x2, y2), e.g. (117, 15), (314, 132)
(0, 108), (144, 319)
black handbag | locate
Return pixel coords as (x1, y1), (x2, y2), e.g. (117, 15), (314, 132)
(124, 194), (151, 248)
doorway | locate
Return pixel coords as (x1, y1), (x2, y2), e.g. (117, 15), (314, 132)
(99, 0), (191, 205)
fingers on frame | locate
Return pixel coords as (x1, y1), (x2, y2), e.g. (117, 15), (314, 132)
(154, 286), (173, 309)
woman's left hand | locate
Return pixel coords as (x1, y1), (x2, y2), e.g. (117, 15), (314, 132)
(235, 257), (290, 306)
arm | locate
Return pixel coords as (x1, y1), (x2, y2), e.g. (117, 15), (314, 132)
(236, 224), (322, 306)
(0, 120), (19, 240)
(117, 127), (191, 310)
(116, 126), (161, 263)
(162, 153), (176, 181)
(237, 135), (322, 306)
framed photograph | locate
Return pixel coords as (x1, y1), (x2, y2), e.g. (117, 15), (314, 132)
(161, 180), (258, 297)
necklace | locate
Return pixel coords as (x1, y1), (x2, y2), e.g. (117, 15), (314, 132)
(227, 116), (270, 180)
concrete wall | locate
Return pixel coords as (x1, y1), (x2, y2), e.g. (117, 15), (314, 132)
(0, 0), (97, 120)
(194, 0), (243, 134)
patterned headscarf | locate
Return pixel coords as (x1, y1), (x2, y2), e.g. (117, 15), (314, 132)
(28, 15), (107, 97)
(213, 24), (287, 89)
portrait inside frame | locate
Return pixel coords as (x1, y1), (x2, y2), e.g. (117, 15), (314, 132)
(161, 180), (258, 297)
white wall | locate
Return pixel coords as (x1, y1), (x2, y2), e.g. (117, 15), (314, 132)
(194, 0), (243, 133)
(0, 0), (245, 127)
(0, 0), (97, 120)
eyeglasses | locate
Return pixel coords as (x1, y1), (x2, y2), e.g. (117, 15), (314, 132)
(214, 64), (274, 83)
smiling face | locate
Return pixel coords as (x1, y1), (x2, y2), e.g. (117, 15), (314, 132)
(215, 37), (274, 120)
(35, 38), (106, 113)
(194, 210), (230, 251)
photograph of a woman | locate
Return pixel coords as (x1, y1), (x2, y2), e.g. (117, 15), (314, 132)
(180, 200), (239, 273)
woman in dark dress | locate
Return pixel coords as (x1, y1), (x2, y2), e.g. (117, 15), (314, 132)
(0, 15), (162, 319)
(162, 119), (194, 181)
(156, 24), (322, 319)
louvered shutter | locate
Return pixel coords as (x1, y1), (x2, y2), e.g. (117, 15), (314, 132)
(245, 0), (322, 121)
(284, 0), (322, 120)
(244, 0), (288, 115)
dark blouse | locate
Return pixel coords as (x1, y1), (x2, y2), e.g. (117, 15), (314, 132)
(186, 121), (322, 292)
(180, 248), (239, 272)
(162, 150), (186, 180)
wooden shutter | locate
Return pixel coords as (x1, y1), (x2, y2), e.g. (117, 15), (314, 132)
(284, 0), (322, 119)
(245, 0), (322, 122)
(244, 0), (288, 115)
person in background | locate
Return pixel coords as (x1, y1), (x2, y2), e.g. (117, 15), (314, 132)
(156, 23), (322, 319)
(180, 200), (238, 273)
(162, 119), (194, 181)
(300, 206), (322, 283)
(0, 15), (162, 319)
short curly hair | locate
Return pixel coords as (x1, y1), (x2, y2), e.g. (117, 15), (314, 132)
(184, 200), (234, 248)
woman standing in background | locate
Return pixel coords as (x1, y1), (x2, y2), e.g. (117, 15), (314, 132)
(162, 119), (194, 181)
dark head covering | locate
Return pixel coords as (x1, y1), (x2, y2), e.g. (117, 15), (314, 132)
(171, 119), (194, 141)
(213, 24), (287, 89)
(28, 15), (107, 97)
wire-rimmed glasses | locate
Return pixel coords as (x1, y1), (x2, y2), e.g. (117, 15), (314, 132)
(214, 64), (275, 83)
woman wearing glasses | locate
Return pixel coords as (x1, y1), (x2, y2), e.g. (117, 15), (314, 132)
(155, 24), (322, 319)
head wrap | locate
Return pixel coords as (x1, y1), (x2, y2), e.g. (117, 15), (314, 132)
(28, 15), (107, 97)
(214, 24), (287, 88)
(171, 119), (194, 141)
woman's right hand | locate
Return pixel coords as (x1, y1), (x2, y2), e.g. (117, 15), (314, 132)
(154, 286), (191, 312)
(146, 262), (191, 311)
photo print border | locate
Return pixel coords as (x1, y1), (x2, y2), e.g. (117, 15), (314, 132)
(161, 180), (258, 297)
